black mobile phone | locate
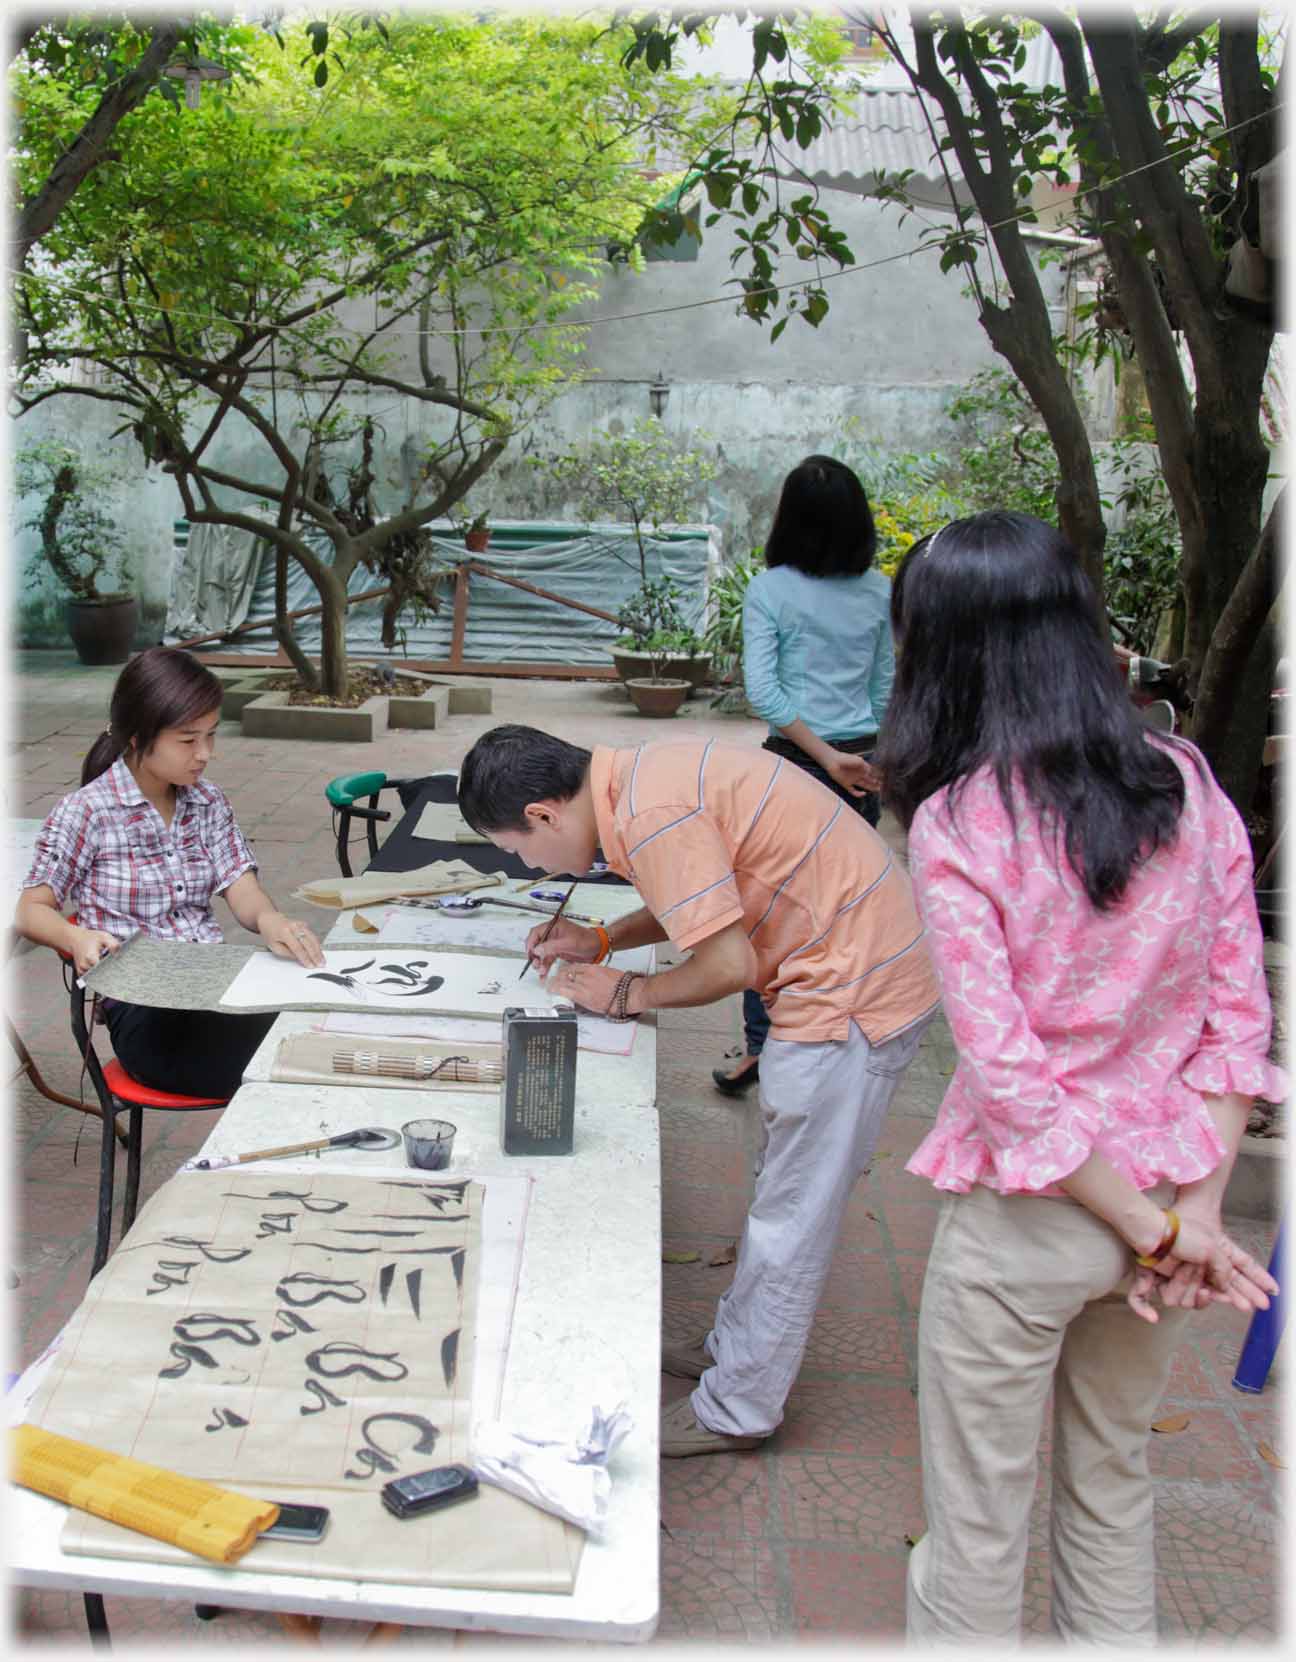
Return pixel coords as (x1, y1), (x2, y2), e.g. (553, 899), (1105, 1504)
(380, 1463), (478, 1520)
(262, 1502), (331, 1543)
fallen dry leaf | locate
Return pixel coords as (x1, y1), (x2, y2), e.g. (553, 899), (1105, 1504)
(1258, 1441), (1284, 1469)
(708, 1244), (737, 1267)
(1150, 1413), (1191, 1433)
(662, 1249), (700, 1265)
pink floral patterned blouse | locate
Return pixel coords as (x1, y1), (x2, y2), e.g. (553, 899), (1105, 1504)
(905, 741), (1286, 1195)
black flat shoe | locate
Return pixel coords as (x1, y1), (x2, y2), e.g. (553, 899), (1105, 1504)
(711, 1058), (760, 1097)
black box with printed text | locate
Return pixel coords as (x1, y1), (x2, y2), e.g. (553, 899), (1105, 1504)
(500, 1006), (577, 1155)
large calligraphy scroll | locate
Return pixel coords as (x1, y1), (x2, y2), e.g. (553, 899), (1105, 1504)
(24, 1172), (581, 1591)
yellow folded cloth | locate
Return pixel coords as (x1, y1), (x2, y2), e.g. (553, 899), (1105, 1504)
(294, 860), (501, 909)
(12, 1425), (279, 1565)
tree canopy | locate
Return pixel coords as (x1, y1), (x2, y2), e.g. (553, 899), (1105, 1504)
(620, 6), (1286, 812)
(12, 10), (716, 694)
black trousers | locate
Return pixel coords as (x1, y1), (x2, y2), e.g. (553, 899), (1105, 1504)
(760, 732), (882, 823)
(102, 1001), (277, 1101)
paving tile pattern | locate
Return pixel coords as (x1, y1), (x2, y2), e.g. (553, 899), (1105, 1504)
(6, 653), (1284, 1645)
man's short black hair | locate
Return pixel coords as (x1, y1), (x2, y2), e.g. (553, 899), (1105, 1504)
(457, 724), (592, 833)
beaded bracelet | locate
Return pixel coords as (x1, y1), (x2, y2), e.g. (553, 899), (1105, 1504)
(1135, 1207), (1181, 1268)
(604, 970), (644, 1023)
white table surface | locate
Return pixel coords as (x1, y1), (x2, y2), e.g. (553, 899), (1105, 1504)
(9, 973), (662, 1638)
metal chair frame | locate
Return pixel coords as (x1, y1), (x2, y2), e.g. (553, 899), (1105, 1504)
(326, 772), (436, 876)
(64, 962), (226, 1279)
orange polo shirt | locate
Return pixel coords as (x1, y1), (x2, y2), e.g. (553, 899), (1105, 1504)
(589, 740), (939, 1044)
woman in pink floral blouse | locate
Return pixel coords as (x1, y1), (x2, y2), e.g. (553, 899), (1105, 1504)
(875, 510), (1284, 1644)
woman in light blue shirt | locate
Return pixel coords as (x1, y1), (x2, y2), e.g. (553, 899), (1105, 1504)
(714, 454), (895, 1096)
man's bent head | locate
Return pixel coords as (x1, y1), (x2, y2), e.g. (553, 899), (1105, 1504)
(457, 724), (596, 875)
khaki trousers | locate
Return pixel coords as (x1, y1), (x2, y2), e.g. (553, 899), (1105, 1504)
(906, 1183), (1187, 1646)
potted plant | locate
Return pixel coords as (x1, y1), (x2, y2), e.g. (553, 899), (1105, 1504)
(657, 624), (712, 694)
(464, 512), (491, 554)
(16, 441), (138, 664)
(613, 579), (691, 717)
(532, 418), (716, 684)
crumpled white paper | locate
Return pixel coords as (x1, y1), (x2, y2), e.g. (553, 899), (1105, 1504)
(471, 1404), (633, 1536)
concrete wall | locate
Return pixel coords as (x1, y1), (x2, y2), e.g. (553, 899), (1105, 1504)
(12, 186), (1071, 645)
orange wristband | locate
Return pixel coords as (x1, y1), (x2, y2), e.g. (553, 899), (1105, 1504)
(591, 924), (612, 965)
(1135, 1207), (1181, 1268)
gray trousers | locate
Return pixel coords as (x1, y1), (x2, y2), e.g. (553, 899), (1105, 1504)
(692, 1016), (929, 1438)
(906, 1183), (1188, 1645)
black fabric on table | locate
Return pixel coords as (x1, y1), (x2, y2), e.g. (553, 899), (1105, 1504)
(364, 773), (629, 885)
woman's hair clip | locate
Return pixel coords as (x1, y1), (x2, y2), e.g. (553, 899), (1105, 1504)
(921, 526), (944, 559)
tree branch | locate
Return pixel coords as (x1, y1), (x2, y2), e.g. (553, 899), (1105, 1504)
(15, 22), (183, 270)
(1141, 8), (1219, 73)
(352, 435), (510, 558)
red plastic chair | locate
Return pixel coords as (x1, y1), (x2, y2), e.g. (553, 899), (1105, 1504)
(60, 927), (228, 1278)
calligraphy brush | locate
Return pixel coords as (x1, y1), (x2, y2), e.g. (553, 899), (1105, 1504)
(517, 877), (579, 981)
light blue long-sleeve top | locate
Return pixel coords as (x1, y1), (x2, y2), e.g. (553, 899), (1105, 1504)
(742, 562), (895, 741)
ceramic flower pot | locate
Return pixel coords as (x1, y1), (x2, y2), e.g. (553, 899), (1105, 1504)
(65, 595), (139, 666)
(663, 652), (713, 694)
(611, 649), (653, 685)
(624, 677), (690, 718)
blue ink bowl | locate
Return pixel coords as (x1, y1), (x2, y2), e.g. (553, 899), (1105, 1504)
(402, 1118), (457, 1171)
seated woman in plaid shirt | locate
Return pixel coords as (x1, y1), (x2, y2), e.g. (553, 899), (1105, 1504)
(15, 647), (324, 1098)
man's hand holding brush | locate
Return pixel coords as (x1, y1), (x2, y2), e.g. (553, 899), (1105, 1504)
(523, 914), (641, 1016)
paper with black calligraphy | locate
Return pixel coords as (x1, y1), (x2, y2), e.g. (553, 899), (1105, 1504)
(27, 1173), (582, 1590)
(219, 947), (573, 1018)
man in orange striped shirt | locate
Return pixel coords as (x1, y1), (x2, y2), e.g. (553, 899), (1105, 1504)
(460, 724), (939, 1456)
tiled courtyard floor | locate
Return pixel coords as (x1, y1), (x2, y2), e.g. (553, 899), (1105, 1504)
(4, 651), (1285, 1649)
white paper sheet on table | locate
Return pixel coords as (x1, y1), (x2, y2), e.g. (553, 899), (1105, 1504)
(315, 1007), (637, 1057)
(219, 948), (574, 1019)
(341, 906), (656, 979)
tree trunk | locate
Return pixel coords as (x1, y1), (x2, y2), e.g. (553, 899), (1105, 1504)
(1191, 485), (1284, 806)
(905, 16), (1106, 589)
(1190, 617), (1275, 816)
(274, 545), (319, 690)
(317, 568), (351, 700)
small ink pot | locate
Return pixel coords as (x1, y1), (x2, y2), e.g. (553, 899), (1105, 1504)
(402, 1118), (457, 1171)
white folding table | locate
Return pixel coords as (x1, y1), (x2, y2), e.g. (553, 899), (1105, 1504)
(9, 976), (662, 1639)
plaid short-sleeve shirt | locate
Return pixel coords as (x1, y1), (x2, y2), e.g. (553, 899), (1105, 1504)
(21, 758), (257, 943)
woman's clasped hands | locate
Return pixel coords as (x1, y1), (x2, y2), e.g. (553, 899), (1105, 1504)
(1126, 1202), (1278, 1324)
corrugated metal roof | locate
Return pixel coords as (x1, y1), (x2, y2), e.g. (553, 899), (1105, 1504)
(783, 31), (1068, 204)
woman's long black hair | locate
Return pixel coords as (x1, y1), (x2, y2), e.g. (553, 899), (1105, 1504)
(875, 510), (1190, 910)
